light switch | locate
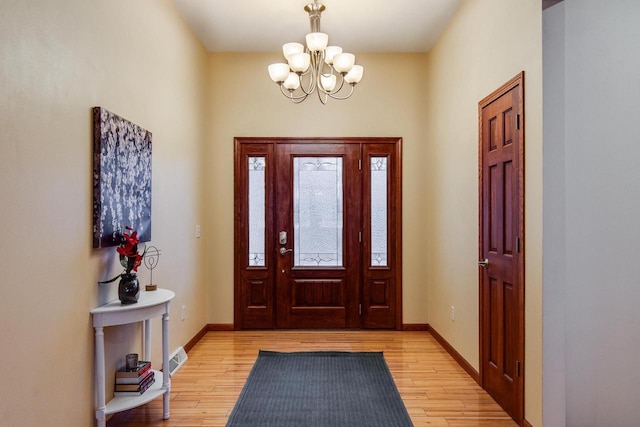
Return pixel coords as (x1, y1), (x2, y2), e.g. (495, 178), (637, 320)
(195, 225), (201, 238)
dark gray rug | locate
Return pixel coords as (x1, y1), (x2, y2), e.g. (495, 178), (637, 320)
(226, 350), (413, 427)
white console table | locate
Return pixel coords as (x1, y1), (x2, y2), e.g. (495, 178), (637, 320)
(91, 288), (175, 427)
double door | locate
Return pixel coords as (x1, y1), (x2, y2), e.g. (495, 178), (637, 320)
(234, 138), (401, 329)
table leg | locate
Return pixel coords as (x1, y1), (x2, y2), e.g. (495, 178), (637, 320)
(162, 308), (171, 419)
(143, 319), (151, 361)
(95, 326), (106, 427)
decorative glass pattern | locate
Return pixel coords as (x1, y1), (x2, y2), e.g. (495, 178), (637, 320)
(294, 157), (343, 267)
(371, 157), (388, 266)
(248, 157), (266, 266)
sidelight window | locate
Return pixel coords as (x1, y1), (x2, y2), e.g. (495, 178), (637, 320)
(371, 157), (388, 266)
(248, 156), (266, 266)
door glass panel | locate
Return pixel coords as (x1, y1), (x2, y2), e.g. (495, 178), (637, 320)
(293, 157), (343, 267)
(248, 157), (265, 266)
(371, 157), (388, 266)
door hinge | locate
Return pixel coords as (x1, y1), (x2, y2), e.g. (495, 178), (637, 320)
(359, 231), (362, 243)
(358, 158), (362, 170)
(516, 237), (521, 253)
(516, 114), (521, 130)
(516, 360), (521, 377)
(359, 304), (362, 315)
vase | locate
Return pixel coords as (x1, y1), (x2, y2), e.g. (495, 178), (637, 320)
(118, 273), (140, 304)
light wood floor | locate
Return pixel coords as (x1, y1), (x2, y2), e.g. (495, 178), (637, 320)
(108, 330), (517, 427)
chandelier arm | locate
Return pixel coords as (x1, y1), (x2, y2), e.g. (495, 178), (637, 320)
(279, 84), (309, 102)
(289, 94), (310, 104)
(315, 87), (329, 104)
(297, 78), (313, 96)
(325, 84), (356, 100)
(316, 71), (347, 97)
(300, 71), (317, 96)
(333, 74), (347, 93)
(318, 61), (334, 77)
(299, 67), (312, 78)
(291, 51), (318, 96)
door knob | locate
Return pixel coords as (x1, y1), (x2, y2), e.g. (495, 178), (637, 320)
(280, 247), (293, 255)
(478, 258), (489, 267)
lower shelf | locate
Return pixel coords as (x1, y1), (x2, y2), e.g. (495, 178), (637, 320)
(105, 370), (168, 415)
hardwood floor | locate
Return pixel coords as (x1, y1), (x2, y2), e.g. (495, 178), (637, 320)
(108, 330), (517, 427)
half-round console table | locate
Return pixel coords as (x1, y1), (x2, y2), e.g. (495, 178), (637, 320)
(91, 288), (175, 427)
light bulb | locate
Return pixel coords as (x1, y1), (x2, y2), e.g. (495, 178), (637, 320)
(283, 43), (304, 61)
(306, 32), (329, 52)
(324, 46), (342, 64)
(283, 72), (300, 90)
(344, 65), (364, 84)
(333, 53), (355, 73)
(320, 74), (337, 92)
(268, 63), (291, 83)
(289, 52), (310, 73)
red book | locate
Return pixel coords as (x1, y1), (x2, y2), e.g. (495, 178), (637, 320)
(114, 361), (151, 379)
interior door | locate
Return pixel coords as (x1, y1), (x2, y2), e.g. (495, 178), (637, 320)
(234, 138), (402, 330)
(275, 142), (360, 328)
(478, 72), (525, 424)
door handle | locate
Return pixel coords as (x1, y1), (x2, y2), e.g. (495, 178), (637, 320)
(478, 258), (489, 267)
(280, 247), (293, 255)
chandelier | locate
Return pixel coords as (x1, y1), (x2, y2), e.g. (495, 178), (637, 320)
(267, 0), (364, 104)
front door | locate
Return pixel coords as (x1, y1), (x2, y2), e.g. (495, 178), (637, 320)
(275, 142), (360, 328)
(478, 72), (525, 424)
(234, 138), (401, 330)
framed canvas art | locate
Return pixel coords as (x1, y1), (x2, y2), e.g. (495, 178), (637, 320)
(93, 107), (152, 248)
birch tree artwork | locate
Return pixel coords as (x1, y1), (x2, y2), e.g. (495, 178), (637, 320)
(93, 107), (152, 248)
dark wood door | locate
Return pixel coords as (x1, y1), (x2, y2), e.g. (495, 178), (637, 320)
(234, 138), (402, 330)
(478, 72), (525, 424)
(275, 142), (361, 328)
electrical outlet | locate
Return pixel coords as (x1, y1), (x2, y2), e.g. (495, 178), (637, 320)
(181, 305), (186, 321)
(450, 305), (455, 321)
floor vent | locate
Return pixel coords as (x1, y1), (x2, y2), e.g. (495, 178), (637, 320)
(168, 346), (187, 376)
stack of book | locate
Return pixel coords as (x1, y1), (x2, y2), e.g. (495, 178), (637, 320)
(114, 361), (155, 396)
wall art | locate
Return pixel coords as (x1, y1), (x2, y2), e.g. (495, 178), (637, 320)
(93, 107), (152, 248)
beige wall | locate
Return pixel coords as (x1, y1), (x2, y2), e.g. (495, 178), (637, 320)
(205, 52), (431, 325)
(0, 1), (208, 425)
(423, 0), (542, 425)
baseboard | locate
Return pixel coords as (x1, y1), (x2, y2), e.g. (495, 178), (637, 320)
(207, 323), (234, 331)
(183, 325), (209, 353)
(523, 419), (533, 427)
(402, 323), (429, 331)
(183, 324), (234, 354)
(427, 324), (480, 384)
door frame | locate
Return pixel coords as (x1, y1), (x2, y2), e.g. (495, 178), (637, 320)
(478, 72), (525, 423)
(233, 137), (403, 330)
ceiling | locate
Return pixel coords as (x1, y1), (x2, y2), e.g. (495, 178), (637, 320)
(173, 0), (463, 53)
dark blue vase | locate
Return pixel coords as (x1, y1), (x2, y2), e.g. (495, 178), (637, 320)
(118, 273), (140, 304)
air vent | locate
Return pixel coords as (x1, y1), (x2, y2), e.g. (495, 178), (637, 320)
(168, 346), (187, 376)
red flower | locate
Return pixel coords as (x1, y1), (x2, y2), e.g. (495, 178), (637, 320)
(98, 226), (146, 285)
(117, 227), (145, 274)
(132, 253), (143, 272)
